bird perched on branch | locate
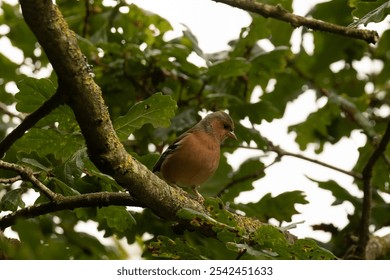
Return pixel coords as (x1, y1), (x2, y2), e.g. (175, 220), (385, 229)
(153, 111), (237, 203)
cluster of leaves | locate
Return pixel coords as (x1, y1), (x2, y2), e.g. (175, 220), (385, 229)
(0, 0), (390, 259)
(148, 197), (335, 260)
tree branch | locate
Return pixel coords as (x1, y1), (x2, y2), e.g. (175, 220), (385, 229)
(0, 175), (23, 184)
(212, 0), (379, 44)
(266, 141), (364, 180)
(0, 88), (67, 158)
(18, 0), (272, 240)
(357, 121), (390, 258)
(0, 191), (139, 230)
(0, 160), (59, 201)
(365, 234), (390, 260)
(238, 139), (363, 180)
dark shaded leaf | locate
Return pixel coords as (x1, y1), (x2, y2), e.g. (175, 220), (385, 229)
(236, 191), (308, 222)
(97, 206), (136, 236)
(308, 177), (361, 206)
(0, 188), (25, 211)
(16, 78), (56, 113)
(207, 58), (251, 78)
(350, 0), (390, 26)
(113, 93), (177, 140)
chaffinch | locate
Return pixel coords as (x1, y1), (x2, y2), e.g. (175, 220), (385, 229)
(153, 111), (237, 203)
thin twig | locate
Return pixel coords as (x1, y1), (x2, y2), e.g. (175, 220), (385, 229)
(0, 191), (139, 230)
(357, 121), (390, 258)
(0, 175), (23, 184)
(82, 0), (91, 38)
(0, 88), (67, 158)
(269, 143), (363, 180)
(0, 171), (42, 184)
(0, 160), (58, 201)
(213, 0), (379, 44)
(238, 143), (363, 180)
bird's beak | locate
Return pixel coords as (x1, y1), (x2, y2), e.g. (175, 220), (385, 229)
(227, 131), (237, 140)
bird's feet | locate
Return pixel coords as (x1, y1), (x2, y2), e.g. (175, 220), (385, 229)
(192, 186), (205, 204)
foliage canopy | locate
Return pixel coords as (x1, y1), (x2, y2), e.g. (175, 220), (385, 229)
(1, 0), (390, 260)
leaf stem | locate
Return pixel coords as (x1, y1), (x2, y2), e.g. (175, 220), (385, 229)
(238, 143), (363, 180)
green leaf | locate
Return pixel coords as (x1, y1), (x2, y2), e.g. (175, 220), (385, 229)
(226, 242), (274, 259)
(350, 0), (390, 26)
(231, 100), (280, 123)
(230, 16), (271, 58)
(97, 206), (136, 235)
(308, 177), (361, 206)
(253, 225), (336, 259)
(220, 158), (265, 202)
(288, 102), (341, 152)
(233, 123), (268, 149)
(354, 142), (390, 193)
(148, 236), (205, 260)
(376, 29), (390, 57)
(236, 191), (308, 222)
(205, 197), (238, 227)
(0, 53), (19, 82)
(49, 178), (80, 196)
(14, 128), (84, 160)
(201, 155), (234, 198)
(87, 170), (124, 192)
(2, 3), (40, 60)
(113, 93), (177, 140)
(63, 148), (88, 181)
(20, 158), (51, 172)
(182, 27), (204, 58)
(247, 47), (292, 90)
(176, 207), (220, 226)
(0, 188), (26, 211)
(15, 78), (56, 113)
(261, 71), (303, 117)
(207, 58), (251, 78)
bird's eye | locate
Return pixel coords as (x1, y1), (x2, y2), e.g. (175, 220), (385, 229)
(223, 124), (231, 130)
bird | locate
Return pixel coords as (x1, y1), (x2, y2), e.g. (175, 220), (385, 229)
(153, 111), (237, 203)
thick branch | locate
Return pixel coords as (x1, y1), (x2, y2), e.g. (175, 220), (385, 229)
(0, 89), (67, 158)
(358, 122), (390, 257)
(0, 192), (138, 230)
(19, 0), (203, 220)
(213, 0), (379, 44)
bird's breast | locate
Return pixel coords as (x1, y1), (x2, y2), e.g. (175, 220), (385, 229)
(160, 131), (220, 187)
